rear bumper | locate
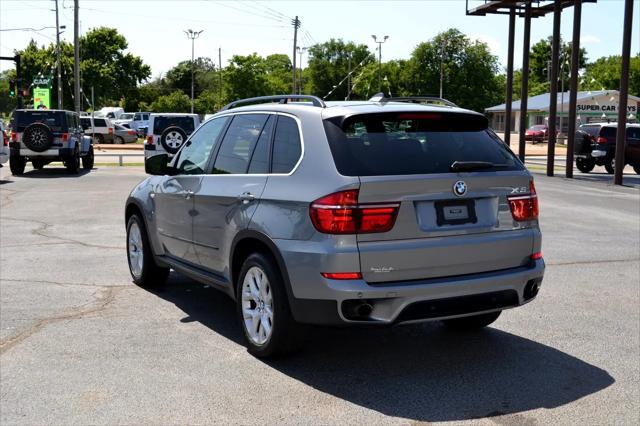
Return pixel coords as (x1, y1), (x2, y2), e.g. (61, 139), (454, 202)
(10, 145), (74, 158)
(287, 258), (545, 326)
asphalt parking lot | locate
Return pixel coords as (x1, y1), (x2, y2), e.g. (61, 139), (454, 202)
(1, 164), (638, 425)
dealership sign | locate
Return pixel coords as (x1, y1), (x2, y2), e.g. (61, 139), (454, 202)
(33, 77), (51, 87)
(577, 104), (637, 113)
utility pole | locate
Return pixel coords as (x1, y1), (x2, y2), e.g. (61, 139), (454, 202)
(218, 46), (223, 110)
(371, 35), (388, 92)
(54, 0), (63, 109)
(184, 29), (203, 114)
(73, 0), (80, 113)
(439, 40), (445, 98)
(347, 52), (352, 100)
(291, 16), (300, 94)
(297, 46), (307, 94)
(16, 54), (23, 109)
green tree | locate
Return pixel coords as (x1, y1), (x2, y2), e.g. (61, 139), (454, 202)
(165, 57), (217, 98)
(306, 39), (373, 100)
(10, 28), (150, 113)
(264, 54), (292, 94)
(150, 90), (191, 112)
(582, 55), (640, 97)
(526, 36), (588, 97)
(405, 29), (502, 112)
(224, 54), (269, 100)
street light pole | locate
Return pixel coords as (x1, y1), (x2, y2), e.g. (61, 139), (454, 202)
(297, 46), (307, 94)
(184, 29), (203, 114)
(371, 35), (388, 92)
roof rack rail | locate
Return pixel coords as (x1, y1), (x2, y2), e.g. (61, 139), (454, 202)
(220, 94), (326, 111)
(368, 93), (458, 108)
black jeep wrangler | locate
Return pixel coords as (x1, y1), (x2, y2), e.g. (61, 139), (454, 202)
(9, 109), (94, 175)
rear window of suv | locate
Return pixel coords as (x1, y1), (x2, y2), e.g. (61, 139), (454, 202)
(153, 116), (195, 134)
(323, 112), (522, 176)
(15, 111), (66, 132)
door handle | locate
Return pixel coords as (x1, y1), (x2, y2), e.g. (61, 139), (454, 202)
(184, 190), (194, 200)
(238, 192), (255, 204)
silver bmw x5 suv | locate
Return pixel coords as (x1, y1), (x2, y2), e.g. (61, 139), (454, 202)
(125, 94), (544, 357)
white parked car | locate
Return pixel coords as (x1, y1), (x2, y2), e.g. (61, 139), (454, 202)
(80, 116), (115, 144)
(132, 112), (151, 136)
(113, 112), (135, 129)
(144, 113), (200, 158)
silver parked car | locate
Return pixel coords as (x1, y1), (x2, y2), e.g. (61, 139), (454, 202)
(125, 94), (544, 357)
(113, 124), (138, 144)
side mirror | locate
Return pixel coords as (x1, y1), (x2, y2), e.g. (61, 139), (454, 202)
(145, 153), (175, 175)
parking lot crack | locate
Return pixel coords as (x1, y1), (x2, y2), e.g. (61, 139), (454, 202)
(0, 286), (123, 356)
(547, 258), (639, 267)
(1, 277), (129, 289)
(1, 217), (124, 250)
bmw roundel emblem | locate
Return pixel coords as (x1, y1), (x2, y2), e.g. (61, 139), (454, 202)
(453, 181), (467, 196)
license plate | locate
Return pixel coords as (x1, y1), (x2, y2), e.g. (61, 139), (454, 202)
(434, 200), (477, 226)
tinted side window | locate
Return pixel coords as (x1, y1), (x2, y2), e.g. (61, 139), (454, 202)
(272, 116), (301, 174)
(213, 114), (269, 174)
(95, 119), (107, 127)
(134, 113), (142, 120)
(175, 117), (229, 175)
(248, 115), (274, 174)
(626, 127), (640, 139)
(600, 127), (616, 138)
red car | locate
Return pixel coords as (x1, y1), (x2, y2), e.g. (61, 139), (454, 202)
(525, 125), (549, 144)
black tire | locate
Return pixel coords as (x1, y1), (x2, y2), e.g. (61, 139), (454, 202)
(32, 159), (46, 170)
(9, 155), (26, 176)
(126, 214), (169, 288)
(441, 311), (502, 331)
(604, 157), (615, 174)
(65, 148), (80, 174)
(576, 157), (596, 173)
(634, 165), (640, 175)
(160, 126), (187, 154)
(115, 135), (125, 145)
(22, 123), (54, 152)
(236, 252), (302, 358)
(82, 145), (94, 170)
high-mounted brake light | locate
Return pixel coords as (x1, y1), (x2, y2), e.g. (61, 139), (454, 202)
(508, 180), (539, 222)
(396, 113), (442, 120)
(310, 189), (400, 234)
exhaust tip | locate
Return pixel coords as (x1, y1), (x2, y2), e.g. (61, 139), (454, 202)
(342, 300), (374, 320)
(524, 279), (541, 301)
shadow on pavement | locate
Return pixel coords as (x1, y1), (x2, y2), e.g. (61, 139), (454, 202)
(18, 168), (93, 178)
(571, 171), (640, 188)
(151, 273), (615, 422)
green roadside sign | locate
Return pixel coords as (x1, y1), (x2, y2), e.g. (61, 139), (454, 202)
(33, 88), (51, 109)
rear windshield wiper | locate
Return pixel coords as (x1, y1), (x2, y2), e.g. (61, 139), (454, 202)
(450, 161), (508, 172)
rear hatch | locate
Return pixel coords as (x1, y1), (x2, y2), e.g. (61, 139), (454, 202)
(323, 110), (537, 283)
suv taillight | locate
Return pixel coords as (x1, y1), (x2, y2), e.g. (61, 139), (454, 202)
(62, 133), (69, 141)
(146, 135), (154, 144)
(596, 136), (607, 144)
(508, 180), (539, 222)
(11, 132), (18, 142)
(310, 189), (400, 234)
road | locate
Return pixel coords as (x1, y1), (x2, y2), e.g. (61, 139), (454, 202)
(0, 165), (638, 425)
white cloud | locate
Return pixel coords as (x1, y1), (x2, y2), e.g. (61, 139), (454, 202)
(581, 34), (601, 44)
(469, 34), (501, 56)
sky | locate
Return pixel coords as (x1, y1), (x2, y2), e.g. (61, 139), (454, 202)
(1, 0), (638, 78)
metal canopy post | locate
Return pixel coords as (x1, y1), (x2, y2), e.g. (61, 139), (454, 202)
(547, 0), (562, 176)
(504, 8), (516, 148)
(614, 0), (634, 186)
(518, 1), (532, 162)
(566, 0), (582, 179)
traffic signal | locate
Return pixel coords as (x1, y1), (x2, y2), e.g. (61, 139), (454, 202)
(9, 79), (15, 98)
